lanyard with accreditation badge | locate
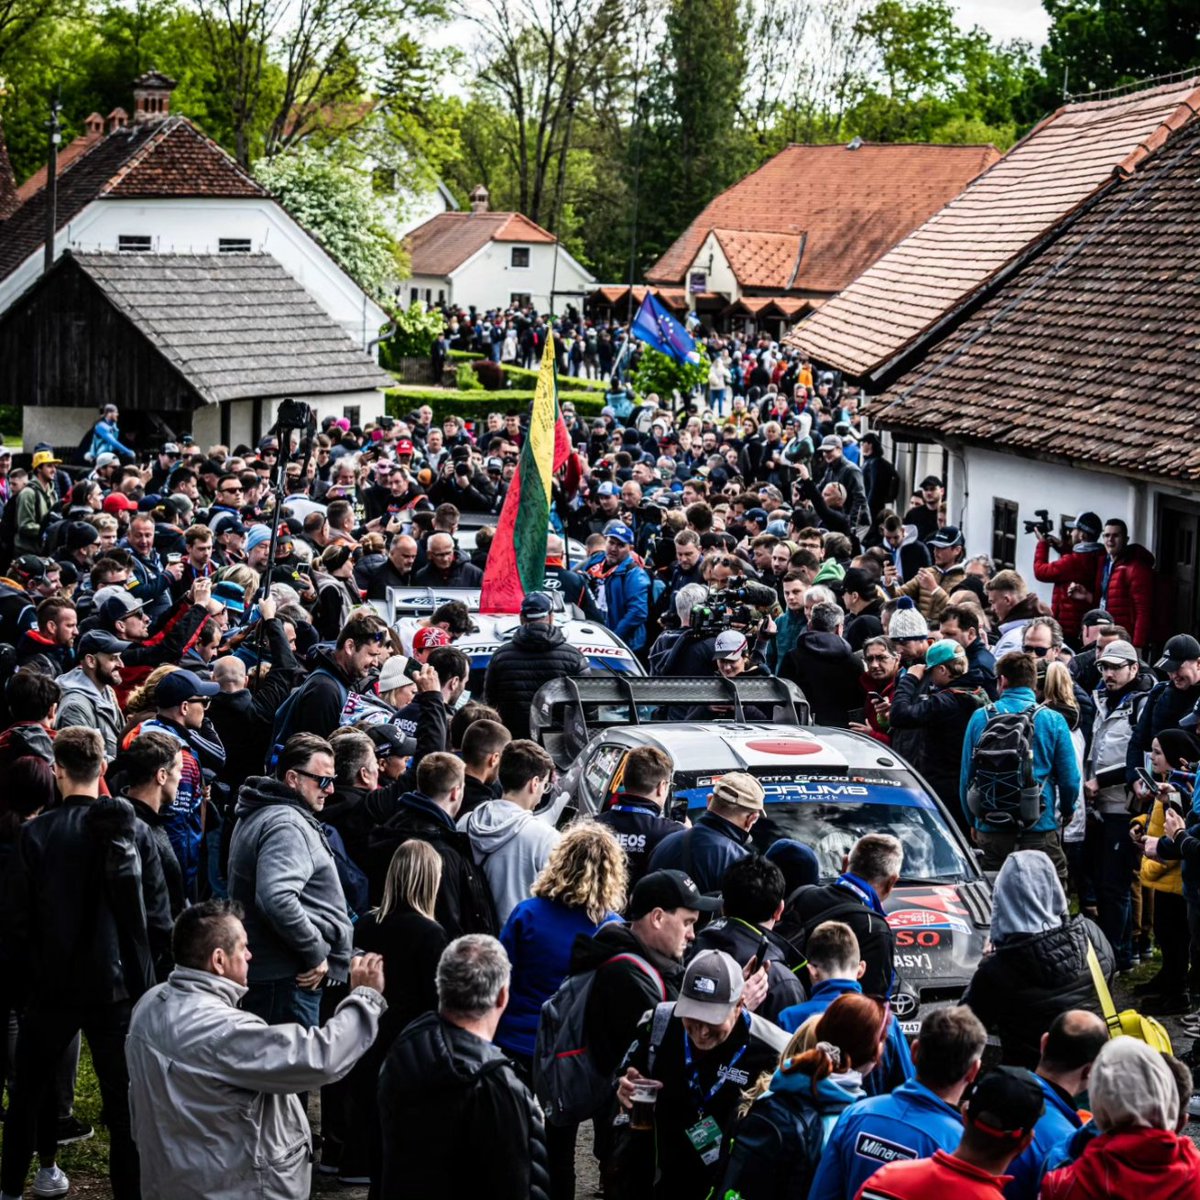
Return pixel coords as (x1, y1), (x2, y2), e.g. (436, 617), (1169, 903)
(681, 1011), (751, 1166)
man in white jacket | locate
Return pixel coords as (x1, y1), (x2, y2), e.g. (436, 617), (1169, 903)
(125, 899), (386, 1200)
(460, 739), (562, 924)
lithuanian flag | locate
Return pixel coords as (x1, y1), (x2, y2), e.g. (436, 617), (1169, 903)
(480, 331), (572, 613)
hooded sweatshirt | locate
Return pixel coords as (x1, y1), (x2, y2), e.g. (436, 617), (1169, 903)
(460, 798), (561, 925)
(990, 850), (1069, 945)
(55, 665), (124, 760)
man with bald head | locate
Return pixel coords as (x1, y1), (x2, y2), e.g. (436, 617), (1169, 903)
(543, 533), (602, 620)
(368, 533), (420, 599)
(413, 533), (483, 588)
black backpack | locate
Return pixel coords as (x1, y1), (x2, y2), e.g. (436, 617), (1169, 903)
(965, 703), (1044, 830)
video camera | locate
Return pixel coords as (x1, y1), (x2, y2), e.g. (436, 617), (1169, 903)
(1023, 508), (1053, 536)
(688, 581), (778, 636)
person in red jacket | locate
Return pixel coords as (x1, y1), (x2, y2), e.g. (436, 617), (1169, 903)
(1099, 518), (1156, 653)
(857, 1065), (1044, 1199)
(1039, 1037), (1200, 1200)
(1033, 511), (1106, 644)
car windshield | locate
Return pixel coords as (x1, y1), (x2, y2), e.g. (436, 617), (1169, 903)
(675, 775), (975, 884)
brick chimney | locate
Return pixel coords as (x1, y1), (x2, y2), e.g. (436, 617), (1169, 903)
(84, 112), (104, 140)
(0, 118), (17, 220)
(132, 69), (176, 124)
(469, 183), (489, 214)
(106, 108), (129, 134)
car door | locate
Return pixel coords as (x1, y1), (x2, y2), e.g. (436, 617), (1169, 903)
(576, 741), (627, 816)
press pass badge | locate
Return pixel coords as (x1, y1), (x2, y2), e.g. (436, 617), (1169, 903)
(685, 1115), (723, 1166)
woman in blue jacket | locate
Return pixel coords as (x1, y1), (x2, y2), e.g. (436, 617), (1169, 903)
(89, 404), (134, 461)
(496, 821), (627, 1197)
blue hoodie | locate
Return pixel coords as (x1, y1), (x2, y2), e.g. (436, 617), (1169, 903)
(959, 686), (1081, 833)
(721, 1063), (864, 1200)
(1004, 1073), (1083, 1200)
(808, 1078), (964, 1200)
(778, 978), (915, 1098)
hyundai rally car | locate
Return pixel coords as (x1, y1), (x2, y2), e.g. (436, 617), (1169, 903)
(369, 588), (644, 694)
(531, 677), (991, 1030)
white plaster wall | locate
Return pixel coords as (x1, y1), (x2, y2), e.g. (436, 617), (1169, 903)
(0, 197), (388, 349)
(190, 390), (384, 451)
(958, 445), (1138, 601)
(689, 232), (739, 304)
(451, 241), (594, 311)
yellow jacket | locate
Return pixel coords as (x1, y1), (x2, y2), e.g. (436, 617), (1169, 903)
(1138, 799), (1184, 894)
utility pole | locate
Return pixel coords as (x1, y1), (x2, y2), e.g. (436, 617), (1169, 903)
(44, 89), (62, 275)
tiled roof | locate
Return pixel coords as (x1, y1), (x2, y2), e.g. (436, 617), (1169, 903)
(17, 123), (105, 202)
(646, 142), (999, 293)
(790, 77), (1200, 379)
(0, 118), (265, 282)
(873, 111), (1200, 482)
(405, 211), (556, 277)
(63, 252), (391, 404)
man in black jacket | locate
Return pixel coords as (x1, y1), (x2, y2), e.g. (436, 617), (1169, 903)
(379, 934), (549, 1200)
(483, 591), (587, 739)
(1, 727), (172, 1200)
(121, 729), (188, 918)
(460, 718), (511, 817)
(779, 832), (901, 998)
(367, 752), (497, 936)
(780, 601), (863, 727)
(596, 746), (685, 886)
(411, 533), (483, 588)
(841, 566), (885, 652)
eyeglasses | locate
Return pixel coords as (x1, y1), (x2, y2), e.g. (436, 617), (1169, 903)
(294, 769), (335, 791)
(187, 696), (212, 707)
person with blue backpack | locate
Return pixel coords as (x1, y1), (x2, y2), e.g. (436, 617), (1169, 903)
(959, 650), (1081, 885)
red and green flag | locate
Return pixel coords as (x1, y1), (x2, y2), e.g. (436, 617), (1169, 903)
(480, 331), (572, 613)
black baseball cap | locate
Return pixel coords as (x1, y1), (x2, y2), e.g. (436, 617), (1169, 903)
(1082, 609), (1114, 627)
(629, 870), (721, 918)
(928, 525), (964, 549)
(77, 629), (131, 657)
(962, 1066), (1044, 1139)
(1158, 634), (1200, 673)
(367, 724), (417, 759)
(919, 475), (943, 489)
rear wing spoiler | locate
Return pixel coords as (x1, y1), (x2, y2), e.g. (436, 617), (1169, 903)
(530, 676), (812, 768)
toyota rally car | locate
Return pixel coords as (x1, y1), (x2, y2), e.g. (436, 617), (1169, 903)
(370, 587), (644, 695)
(531, 676), (991, 1030)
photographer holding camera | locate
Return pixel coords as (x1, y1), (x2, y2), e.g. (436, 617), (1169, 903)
(428, 449), (494, 513)
(1032, 510), (1106, 644)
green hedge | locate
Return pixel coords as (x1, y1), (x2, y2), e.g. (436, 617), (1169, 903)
(443, 350), (609, 393)
(386, 389), (605, 423)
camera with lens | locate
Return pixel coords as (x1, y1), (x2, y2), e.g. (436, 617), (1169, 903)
(688, 581), (777, 636)
(276, 399), (314, 431)
(1023, 508), (1052, 536)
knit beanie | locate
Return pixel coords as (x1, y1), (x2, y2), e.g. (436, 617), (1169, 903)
(889, 596), (930, 640)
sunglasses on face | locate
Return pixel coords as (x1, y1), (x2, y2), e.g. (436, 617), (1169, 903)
(187, 696), (212, 708)
(220, 486), (243, 495)
(294, 769), (335, 790)
(1026, 645), (1051, 657)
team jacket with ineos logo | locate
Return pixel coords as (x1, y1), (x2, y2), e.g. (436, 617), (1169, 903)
(595, 797), (684, 887)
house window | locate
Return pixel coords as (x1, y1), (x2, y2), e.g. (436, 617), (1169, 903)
(219, 238), (252, 253)
(511, 246), (530, 268)
(992, 499), (1019, 571)
(424, 289), (432, 303)
(118, 235), (152, 252)
(510, 292), (532, 307)
(437, 289), (445, 303)
(343, 405), (361, 427)
(372, 167), (397, 194)
(410, 287), (419, 305)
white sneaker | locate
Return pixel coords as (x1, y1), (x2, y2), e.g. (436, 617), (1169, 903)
(31, 1164), (70, 1198)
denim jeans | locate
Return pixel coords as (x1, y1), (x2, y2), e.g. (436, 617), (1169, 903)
(243, 977), (322, 1028)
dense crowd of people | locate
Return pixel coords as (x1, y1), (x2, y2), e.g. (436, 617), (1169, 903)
(0, 336), (1198, 1200)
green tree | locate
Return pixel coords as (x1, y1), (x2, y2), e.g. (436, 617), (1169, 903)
(629, 345), (709, 402)
(253, 144), (403, 298)
(1039, 0), (1200, 102)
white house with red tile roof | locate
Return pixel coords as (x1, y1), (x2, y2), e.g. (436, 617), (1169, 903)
(403, 185), (594, 312)
(646, 141), (999, 330)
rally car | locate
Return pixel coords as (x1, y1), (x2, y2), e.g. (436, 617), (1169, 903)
(370, 587), (644, 694)
(531, 676), (991, 1029)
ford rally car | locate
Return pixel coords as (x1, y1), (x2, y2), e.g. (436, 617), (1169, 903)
(532, 677), (991, 1029)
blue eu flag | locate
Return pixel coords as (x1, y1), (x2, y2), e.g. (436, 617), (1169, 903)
(631, 293), (700, 365)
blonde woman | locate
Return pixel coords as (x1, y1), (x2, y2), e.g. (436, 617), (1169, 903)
(337, 841), (448, 1184)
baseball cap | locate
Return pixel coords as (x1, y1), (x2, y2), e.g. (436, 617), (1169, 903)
(711, 772), (766, 812)
(244, 525), (273, 554)
(155, 668), (220, 709)
(77, 629), (131, 657)
(1158, 634), (1200, 673)
(628, 869), (722, 918)
(367, 724), (417, 759)
(925, 639), (960, 669)
(1082, 608), (1114, 627)
(1067, 511), (1102, 538)
(137, 494), (163, 512)
(1097, 639), (1138, 666)
(597, 481), (621, 498)
(745, 507), (769, 526)
(962, 1066), (1045, 1139)
(919, 474), (944, 489)
(214, 517), (247, 538)
(487, 456), (504, 473)
(819, 435), (843, 454)
(712, 629), (748, 660)
(675, 950), (746, 1024)
(101, 492), (137, 516)
(603, 520), (635, 545)
(31, 451), (62, 469)
(99, 592), (147, 624)
(161, 442), (180, 456)
(211, 580), (247, 613)
(413, 625), (451, 652)
(928, 525), (964, 549)
(377, 655), (414, 692)
(93, 452), (120, 469)
(520, 592), (554, 620)
(11, 554), (49, 579)
(396, 438), (415, 456)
